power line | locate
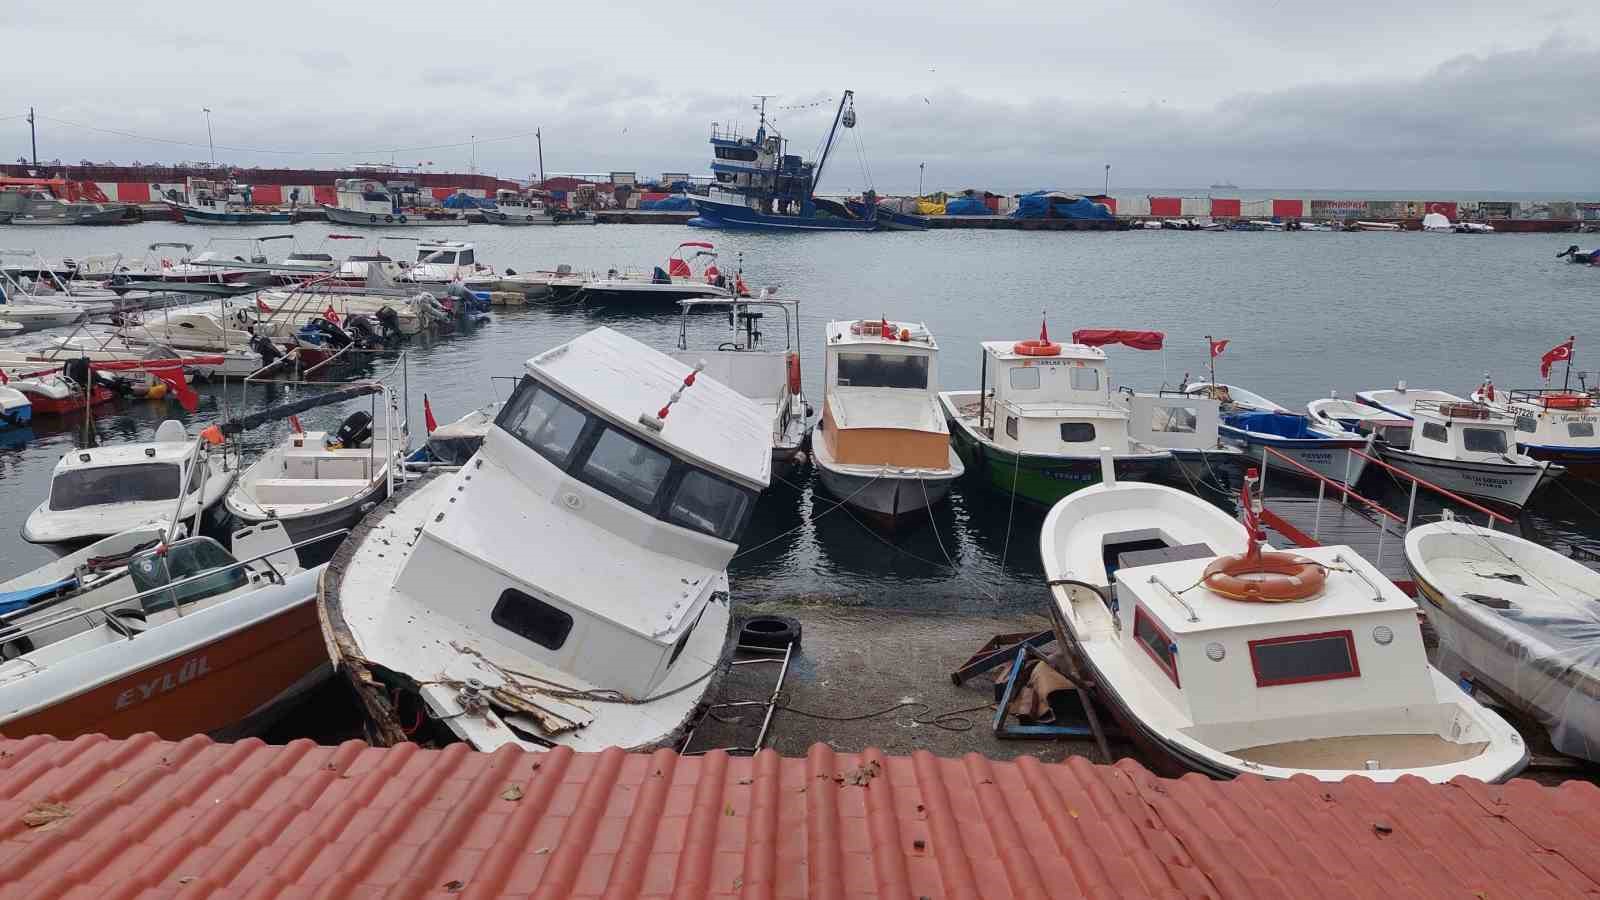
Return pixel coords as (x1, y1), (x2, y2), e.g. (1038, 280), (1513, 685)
(34, 114), (543, 159)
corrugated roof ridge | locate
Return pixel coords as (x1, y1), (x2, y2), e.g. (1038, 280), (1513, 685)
(388, 742), (533, 899)
(800, 743), (846, 898)
(671, 747), (730, 899)
(960, 752), (1049, 898)
(1011, 754), (1110, 896)
(910, 748), (982, 897)
(467, 743), (578, 897)
(859, 747), (913, 899)
(1455, 774), (1600, 891)
(600, 746), (681, 900)
(533, 744), (630, 899)
(735, 747), (782, 899)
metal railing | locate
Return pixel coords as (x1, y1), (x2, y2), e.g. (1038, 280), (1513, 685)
(0, 530), (346, 646)
(1256, 443), (1513, 571)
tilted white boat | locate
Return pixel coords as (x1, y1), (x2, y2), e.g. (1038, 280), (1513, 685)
(1307, 395), (1414, 445)
(225, 385), (406, 558)
(399, 240), (492, 289)
(1407, 517), (1600, 762)
(322, 326), (772, 751)
(671, 296), (813, 477)
(811, 318), (963, 527)
(1039, 460), (1527, 782)
(23, 421), (238, 545)
(0, 517), (334, 740)
(1182, 381), (1289, 413)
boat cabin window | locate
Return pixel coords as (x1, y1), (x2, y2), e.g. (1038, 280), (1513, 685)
(490, 588), (573, 651)
(583, 427), (673, 508)
(1570, 422), (1596, 438)
(1132, 607), (1179, 686)
(836, 352), (928, 390)
(1070, 368), (1100, 392)
(1009, 367), (1039, 390)
(49, 463), (181, 511)
(418, 249), (458, 265)
(496, 377), (761, 544)
(714, 146), (759, 162)
(1516, 415), (1537, 433)
(499, 381), (589, 466)
(1420, 422), (1449, 444)
(1060, 422), (1097, 443)
(1462, 428), (1508, 453)
(459, 249), (475, 265)
(1249, 630), (1360, 687)
(1149, 406), (1198, 434)
(129, 538), (247, 613)
(668, 469), (755, 542)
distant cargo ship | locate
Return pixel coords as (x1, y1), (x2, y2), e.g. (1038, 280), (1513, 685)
(1210, 181), (1239, 190)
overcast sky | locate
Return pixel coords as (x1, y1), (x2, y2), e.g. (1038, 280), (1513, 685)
(5, 0), (1599, 193)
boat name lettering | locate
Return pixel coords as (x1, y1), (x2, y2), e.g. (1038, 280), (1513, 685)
(114, 655), (212, 710)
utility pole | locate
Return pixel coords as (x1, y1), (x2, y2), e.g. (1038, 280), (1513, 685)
(1104, 164), (1111, 195)
(918, 162), (924, 197)
(202, 107), (214, 164)
(470, 135), (476, 175)
(535, 128), (545, 190)
(26, 107), (38, 168)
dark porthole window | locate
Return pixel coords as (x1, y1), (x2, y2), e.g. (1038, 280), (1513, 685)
(491, 588), (574, 651)
(1060, 422), (1096, 443)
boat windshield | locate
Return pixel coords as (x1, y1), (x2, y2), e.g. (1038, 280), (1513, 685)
(418, 249), (458, 265)
(836, 352), (928, 390)
(1462, 428), (1509, 454)
(128, 537), (248, 613)
(495, 376), (759, 543)
(49, 463), (181, 511)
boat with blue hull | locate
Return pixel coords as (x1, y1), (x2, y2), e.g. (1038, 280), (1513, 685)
(688, 91), (881, 233)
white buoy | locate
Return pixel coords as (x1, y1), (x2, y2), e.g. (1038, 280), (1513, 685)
(1099, 446), (1116, 485)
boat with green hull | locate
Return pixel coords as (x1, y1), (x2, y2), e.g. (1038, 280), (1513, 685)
(947, 416), (1173, 505)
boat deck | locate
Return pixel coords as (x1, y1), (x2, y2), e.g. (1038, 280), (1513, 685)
(1259, 495), (1415, 588)
(1235, 734), (1489, 769)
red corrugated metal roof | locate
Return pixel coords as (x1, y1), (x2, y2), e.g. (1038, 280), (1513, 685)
(0, 734), (1596, 898)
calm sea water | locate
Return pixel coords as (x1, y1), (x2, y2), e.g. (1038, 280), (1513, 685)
(3, 221), (1599, 617)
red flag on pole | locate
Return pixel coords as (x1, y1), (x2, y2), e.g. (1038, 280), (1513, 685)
(323, 305), (340, 325)
(423, 394), (438, 434)
(288, 415), (303, 434)
(1209, 338), (1230, 358)
(1540, 337), (1575, 379)
(256, 297), (272, 314)
(149, 367), (198, 412)
(1040, 316), (1050, 344)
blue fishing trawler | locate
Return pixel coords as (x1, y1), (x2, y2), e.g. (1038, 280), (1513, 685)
(689, 91), (878, 232)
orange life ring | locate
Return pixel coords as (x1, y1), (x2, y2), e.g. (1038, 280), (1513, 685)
(1014, 339), (1061, 356)
(1202, 551), (1326, 602)
(850, 320), (889, 335)
(1544, 393), (1591, 410)
(786, 351), (802, 395)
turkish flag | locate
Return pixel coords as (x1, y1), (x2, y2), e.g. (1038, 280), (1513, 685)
(150, 366), (198, 412)
(423, 394), (438, 434)
(1210, 339), (1230, 358)
(1541, 337), (1575, 379)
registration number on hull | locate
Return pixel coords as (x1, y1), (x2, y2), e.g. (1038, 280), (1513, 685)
(114, 655), (212, 711)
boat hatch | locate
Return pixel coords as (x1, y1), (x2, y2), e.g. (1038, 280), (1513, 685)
(497, 376), (759, 543)
(49, 463), (180, 510)
(128, 537), (247, 612)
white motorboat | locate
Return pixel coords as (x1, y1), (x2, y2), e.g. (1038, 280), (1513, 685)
(1039, 461), (1527, 782)
(1355, 221), (1401, 232)
(482, 190), (560, 226)
(671, 296), (813, 477)
(1356, 383), (1467, 420)
(400, 241), (492, 288)
(120, 308), (258, 353)
(0, 266), (86, 332)
(1422, 212), (1455, 233)
(409, 401), (500, 466)
(1297, 222), (1337, 232)
(1406, 516), (1600, 763)
(1182, 381), (1289, 413)
(322, 326), (772, 751)
(23, 420), (238, 545)
(812, 318), (963, 527)
(1372, 399), (1560, 508)
(463, 265), (587, 300)
(1456, 221), (1495, 234)
(225, 390), (405, 557)
(0, 519), (334, 740)
(1472, 380), (1600, 480)
(578, 242), (738, 304)
(1218, 408), (1371, 485)
(0, 384), (31, 431)
(1307, 395), (1414, 445)
(321, 178), (465, 227)
(938, 329), (1181, 508)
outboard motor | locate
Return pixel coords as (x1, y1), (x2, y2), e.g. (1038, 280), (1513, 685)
(346, 314), (381, 348)
(62, 357), (91, 388)
(332, 410), (373, 449)
(310, 317), (353, 349)
(250, 333), (282, 368)
(651, 265), (671, 285)
(375, 306), (403, 340)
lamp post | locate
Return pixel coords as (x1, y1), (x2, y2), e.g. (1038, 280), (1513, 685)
(1104, 164), (1110, 196)
(918, 162), (924, 197)
(202, 107), (214, 165)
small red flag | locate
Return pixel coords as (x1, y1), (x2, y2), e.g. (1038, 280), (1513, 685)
(1209, 338), (1230, 358)
(1040, 317), (1050, 344)
(289, 415), (303, 434)
(1540, 337), (1575, 379)
(423, 394), (438, 434)
(256, 297), (272, 314)
(323, 305), (340, 325)
(150, 367), (198, 412)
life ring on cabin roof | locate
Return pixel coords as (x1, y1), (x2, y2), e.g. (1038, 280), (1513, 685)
(850, 320), (887, 335)
(1014, 339), (1061, 356)
(1202, 550), (1326, 602)
(1544, 393), (1591, 410)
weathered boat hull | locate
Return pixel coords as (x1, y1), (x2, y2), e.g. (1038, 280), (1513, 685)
(322, 205), (466, 227)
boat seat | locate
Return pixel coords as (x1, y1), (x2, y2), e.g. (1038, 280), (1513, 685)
(1117, 543), (1215, 572)
(280, 454), (372, 480)
(253, 478), (370, 506)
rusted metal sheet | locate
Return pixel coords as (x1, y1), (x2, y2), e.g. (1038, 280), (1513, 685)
(1, 734), (1598, 898)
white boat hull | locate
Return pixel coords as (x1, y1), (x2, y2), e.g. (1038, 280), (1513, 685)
(1377, 446), (1553, 508)
(812, 444), (963, 525)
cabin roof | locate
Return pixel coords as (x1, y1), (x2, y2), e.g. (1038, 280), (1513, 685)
(528, 327), (772, 488)
(1, 732), (1592, 899)
(1116, 544), (1417, 634)
(982, 340), (1105, 363)
(52, 439), (192, 472)
(1005, 400), (1130, 420)
(825, 319), (937, 351)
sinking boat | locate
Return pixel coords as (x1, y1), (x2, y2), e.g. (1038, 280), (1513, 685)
(671, 296), (813, 476)
(579, 243), (736, 304)
(322, 326), (771, 751)
(0, 518), (335, 740)
(812, 318), (963, 526)
(399, 241), (492, 289)
(225, 386), (405, 558)
(23, 420), (238, 545)
(1406, 516), (1600, 763)
(1039, 460), (1528, 782)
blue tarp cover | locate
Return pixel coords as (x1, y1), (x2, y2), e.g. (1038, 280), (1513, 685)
(641, 195), (695, 211)
(0, 576), (76, 615)
(945, 197), (989, 215)
(441, 193), (494, 209)
(1010, 191), (1114, 220)
(1225, 411), (1323, 439)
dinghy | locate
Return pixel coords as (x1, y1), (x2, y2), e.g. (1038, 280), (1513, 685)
(1406, 517), (1600, 762)
(1182, 381), (1289, 413)
(1219, 410), (1372, 485)
(322, 327), (771, 752)
(1308, 395), (1413, 445)
(1039, 458), (1527, 782)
